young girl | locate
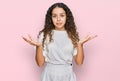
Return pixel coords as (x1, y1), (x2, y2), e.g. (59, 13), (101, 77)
(22, 2), (97, 81)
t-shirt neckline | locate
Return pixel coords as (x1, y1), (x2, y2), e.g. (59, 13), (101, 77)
(53, 29), (66, 33)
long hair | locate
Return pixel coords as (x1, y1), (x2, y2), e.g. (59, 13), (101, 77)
(38, 2), (80, 49)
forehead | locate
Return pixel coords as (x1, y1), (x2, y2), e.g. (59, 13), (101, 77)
(52, 7), (66, 15)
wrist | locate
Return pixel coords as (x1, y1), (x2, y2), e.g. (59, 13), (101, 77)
(78, 41), (83, 46)
(36, 43), (42, 48)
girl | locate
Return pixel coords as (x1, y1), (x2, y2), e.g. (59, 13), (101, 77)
(22, 2), (97, 81)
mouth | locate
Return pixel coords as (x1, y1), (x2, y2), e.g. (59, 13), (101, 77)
(56, 23), (62, 26)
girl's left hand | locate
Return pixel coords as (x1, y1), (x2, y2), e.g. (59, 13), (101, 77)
(79, 33), (98, 45)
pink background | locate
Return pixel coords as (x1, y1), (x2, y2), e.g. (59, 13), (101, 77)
(0, 0), (120, 81)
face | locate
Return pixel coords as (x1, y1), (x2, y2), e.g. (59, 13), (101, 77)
(52, 7), (66, 30)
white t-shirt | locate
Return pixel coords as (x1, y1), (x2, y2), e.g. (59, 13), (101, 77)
(38, 29), (77, 65)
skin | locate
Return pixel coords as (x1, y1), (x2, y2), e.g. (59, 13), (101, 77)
(52, 7), (66, 31)
(22, 7), (97, 67)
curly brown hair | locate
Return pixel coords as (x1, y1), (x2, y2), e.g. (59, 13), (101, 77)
(38, 2), (80, 49)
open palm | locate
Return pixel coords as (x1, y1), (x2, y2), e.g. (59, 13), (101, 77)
(79, 33), (97, 45)
(22, 34), (41, 47)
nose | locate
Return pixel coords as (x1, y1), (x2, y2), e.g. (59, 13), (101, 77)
(57, 16), (61, 21)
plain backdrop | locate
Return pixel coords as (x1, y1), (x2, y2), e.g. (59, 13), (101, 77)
(0, 0), (120, 81)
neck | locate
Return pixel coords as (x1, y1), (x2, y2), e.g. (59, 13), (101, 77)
(54, 28), (65, 31)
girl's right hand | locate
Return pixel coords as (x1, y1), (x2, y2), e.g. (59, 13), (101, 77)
(22, 34), (41, 47)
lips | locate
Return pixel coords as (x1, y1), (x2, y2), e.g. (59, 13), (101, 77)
(56, 23), (62, 26)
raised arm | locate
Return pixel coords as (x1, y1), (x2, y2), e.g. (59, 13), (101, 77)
(22, 34), (45, 67)
(74, 33), (97, 65)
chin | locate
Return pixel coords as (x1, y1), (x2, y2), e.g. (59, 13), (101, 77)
(55, 26), (64, 29)
(56, 27), (64, 30)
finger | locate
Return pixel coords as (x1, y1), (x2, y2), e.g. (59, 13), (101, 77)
(22, 36), (39, 46)
(86, 32), (91, 36)
(91, 35), (98, 39)
(85, 32), (92, 39)
(27, 37), (38, 45)
(22, 36), (30, 41)
(22, 36), (28, 41)
(22, 36), (32, 43)
(94, 35), (98, 38)
(84, 34), (89, 39)
(87, 35), (98, 41)
(28, 34), (33, 41)
(29, 41), (39, 46)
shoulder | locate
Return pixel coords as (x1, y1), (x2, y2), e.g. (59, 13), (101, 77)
(37, 32), (44, 43)
(38, 32), (44, 38)
(38, 32), (50, 43)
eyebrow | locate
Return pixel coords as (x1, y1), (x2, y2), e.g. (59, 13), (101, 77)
(52, 12), (66, 15)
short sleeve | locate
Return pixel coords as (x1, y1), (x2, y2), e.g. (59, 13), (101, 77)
(73, 47), (78, 56)
(37, 32), (48, 62)
(33, 32), (44, 50)
(38, 32), (44, 44)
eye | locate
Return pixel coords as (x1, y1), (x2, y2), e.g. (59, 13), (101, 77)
(52, 15), (56, 18)
(60, 15), (65, 17)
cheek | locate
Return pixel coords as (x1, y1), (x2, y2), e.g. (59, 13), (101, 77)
(52, 18), (56, 23)
(62, 18), (66, 23)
